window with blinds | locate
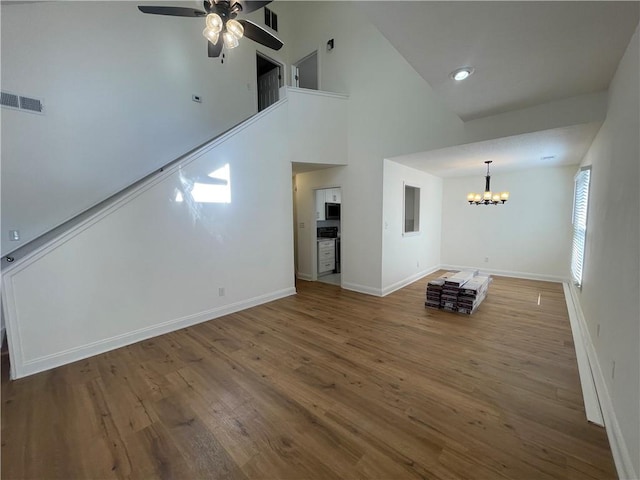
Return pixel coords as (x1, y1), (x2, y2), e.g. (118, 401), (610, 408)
(571, 167), (591, 287)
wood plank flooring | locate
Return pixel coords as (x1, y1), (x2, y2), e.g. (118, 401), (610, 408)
(1, 274), (617, 479)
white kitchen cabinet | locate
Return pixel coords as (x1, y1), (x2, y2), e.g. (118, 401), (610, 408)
(316, 188), (342, 221)
(315, 190), (325, 221)
(318, 239), (335, 274)
(327, 188), (341, 204)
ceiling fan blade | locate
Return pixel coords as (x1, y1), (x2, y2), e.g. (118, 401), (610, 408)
(208, 40), (223, 58)
(233, 1), (271, 14)
(238, 19), (283, 51)
(137, 6), (206, 17)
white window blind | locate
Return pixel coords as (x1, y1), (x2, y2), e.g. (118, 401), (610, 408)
(571, 167), (591, 287)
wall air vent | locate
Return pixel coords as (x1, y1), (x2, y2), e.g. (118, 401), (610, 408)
(1, 90), (44, 115)
(1, 91), (19, 109)
(19, 96), (43, 113)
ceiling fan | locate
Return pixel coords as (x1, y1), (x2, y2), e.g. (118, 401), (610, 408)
(137, 1), (283, 59)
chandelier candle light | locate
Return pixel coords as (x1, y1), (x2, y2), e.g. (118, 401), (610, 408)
(467, 161), (510, 205)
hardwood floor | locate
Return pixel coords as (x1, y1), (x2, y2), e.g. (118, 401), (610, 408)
(1, 274), (617, 479)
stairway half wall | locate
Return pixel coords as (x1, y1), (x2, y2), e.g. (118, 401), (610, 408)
(2, 100), (298, 379)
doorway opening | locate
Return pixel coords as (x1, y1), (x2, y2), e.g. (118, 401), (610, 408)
(256, 53), (283, 112)
(315, 187), (341, 286)
(292, 51), (318, 90)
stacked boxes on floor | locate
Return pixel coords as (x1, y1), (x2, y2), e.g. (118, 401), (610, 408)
(425, 270), (491, 315)
(442, 270), (477, 312)
(457, 275), (491, 315)
(425, 272), (456, 309)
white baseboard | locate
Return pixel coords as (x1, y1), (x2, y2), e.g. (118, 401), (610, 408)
(12, 287), (296, 379)
(440, 264), (568, 283)
(381, 265), (440, 297)
(562, 283), (604, 425)
(313, 266), (565, 298)
(296, 272), (313, 281)
(342, 282), (383, 297)
(566, 283), (637, 480)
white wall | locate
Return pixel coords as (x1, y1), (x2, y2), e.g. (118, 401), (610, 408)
(381, 160), (443, 294)
(463, 92), (607, 144)
(441, 166), (575, 281)
(575, 24), (639, 478)
(287, 87), (348, 166)
(3, 102), (295, 378)
(289, 2), (464, 295)
(0, 1), (291, 256)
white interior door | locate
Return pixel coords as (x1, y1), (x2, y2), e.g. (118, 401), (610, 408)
(258, 68), (280, 111)
(293, 51), (318, 90)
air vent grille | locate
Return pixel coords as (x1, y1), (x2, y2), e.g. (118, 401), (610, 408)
(19, 96), (43, 113)
(1, 91), (19, 109)
(1, 90), (44, 114)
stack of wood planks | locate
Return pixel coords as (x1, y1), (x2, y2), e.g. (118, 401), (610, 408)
(425, 270), (491, 315)
(457, 275), (491, 314)
(425, 271), (456, 309)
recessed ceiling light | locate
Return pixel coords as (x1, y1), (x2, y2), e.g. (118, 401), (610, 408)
(451, 67), (474, 81)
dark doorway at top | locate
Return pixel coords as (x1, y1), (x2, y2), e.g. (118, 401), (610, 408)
(256, 53), (281, 112)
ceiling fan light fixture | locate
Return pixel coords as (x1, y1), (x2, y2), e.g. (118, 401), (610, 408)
(137, 2), (285, 58)
(226, 19), (244, 39)
(451, 67), (474, 81)
(203, 27), (220, 44)
(205, 13), (223, 33)
(223, 31), (239, 49)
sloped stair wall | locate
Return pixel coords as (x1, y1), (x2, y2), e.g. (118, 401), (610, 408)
(2, 89), (348, 379)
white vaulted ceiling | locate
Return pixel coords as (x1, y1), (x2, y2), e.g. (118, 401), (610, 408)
(358, 1), (639, 176)
(360, 1), (639, 121)
(389, 123), (602, 178)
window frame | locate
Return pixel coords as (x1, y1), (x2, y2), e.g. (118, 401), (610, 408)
(571, 166), (591, 288)
(403, 183), (421, 236)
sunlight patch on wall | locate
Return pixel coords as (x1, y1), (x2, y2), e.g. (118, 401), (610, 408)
(174, 164), (231, 204)
(191, 164), (231, 204)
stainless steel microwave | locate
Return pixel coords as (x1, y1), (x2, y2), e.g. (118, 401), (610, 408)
(325, 203), (340, 220)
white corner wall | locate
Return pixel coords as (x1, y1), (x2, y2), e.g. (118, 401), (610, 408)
(2, 102), (295, 378)
(441, 166), (575, 281)
(0, 1), (291, 256)
(288, 2), (464, 295)
(381, 160), (443, 294)
(573, 24), (639, 479)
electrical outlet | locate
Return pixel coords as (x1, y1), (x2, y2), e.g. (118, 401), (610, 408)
(219, 287), (225, 297)
(416, 261), (420, 268)
(597, 324), (600, 337)
(484, 257), (489, 263)
(611, 360), (616, 380)
(299, 222), (305, 228)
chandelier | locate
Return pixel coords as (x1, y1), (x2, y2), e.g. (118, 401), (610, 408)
(467, 161), (510, 205)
